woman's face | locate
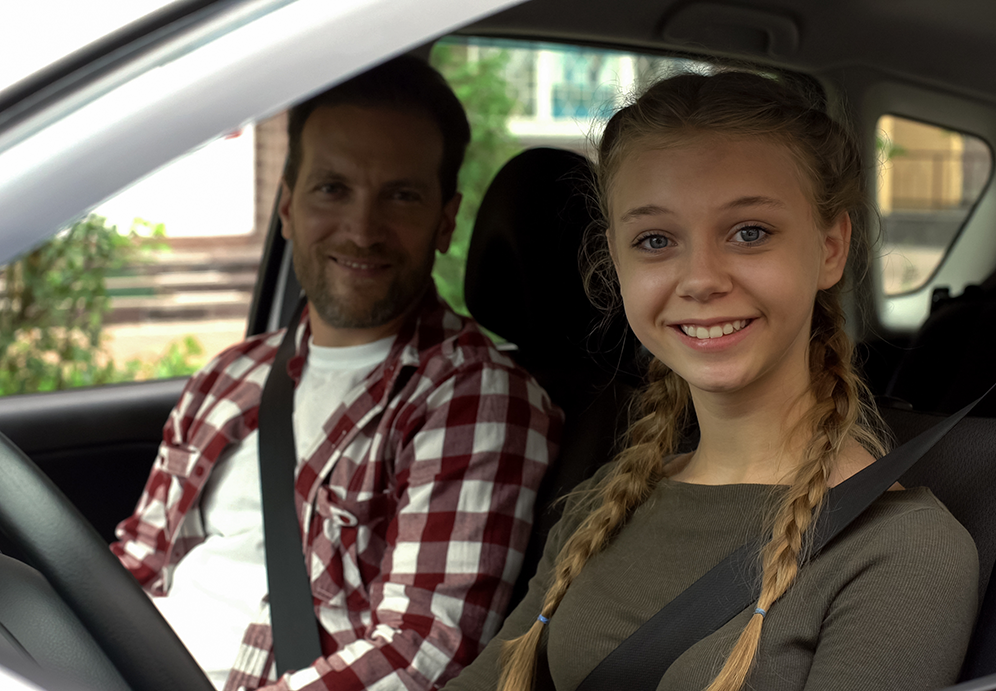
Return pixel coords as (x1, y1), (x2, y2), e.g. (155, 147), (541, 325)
(607, 133), (850, 401)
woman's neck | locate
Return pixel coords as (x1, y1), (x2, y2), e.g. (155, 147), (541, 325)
(671, 377), (815, 486)
(670, 375), (879, 488)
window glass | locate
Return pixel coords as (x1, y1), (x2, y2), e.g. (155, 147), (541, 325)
(428, 37), (714, 314)
(876, 115), (992, 295)
(0, 115), (282, 396)
(0, 38), (716, 396)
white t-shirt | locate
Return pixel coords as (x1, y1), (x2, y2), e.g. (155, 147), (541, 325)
(153, 335), (394, 689)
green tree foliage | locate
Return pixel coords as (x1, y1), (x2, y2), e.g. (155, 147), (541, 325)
(431, 42), (522, 315)
(0, 215), (204, 395)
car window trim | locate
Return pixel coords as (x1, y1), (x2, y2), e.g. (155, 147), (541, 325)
(0, 0), (254, 135)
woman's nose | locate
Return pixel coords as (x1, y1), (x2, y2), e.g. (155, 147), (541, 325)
(674, 244), (733, 302)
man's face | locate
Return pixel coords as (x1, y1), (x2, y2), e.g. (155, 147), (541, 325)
(279, 104), (459, 347)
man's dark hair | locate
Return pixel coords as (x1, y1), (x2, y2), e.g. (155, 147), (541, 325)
(283, 55), (470, 202)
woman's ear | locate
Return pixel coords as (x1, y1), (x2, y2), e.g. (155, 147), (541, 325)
(606, 227), (619, 271)
(817, 213), (852, 290)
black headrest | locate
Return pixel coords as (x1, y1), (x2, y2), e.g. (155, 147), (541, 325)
(465, 147), (631, 374)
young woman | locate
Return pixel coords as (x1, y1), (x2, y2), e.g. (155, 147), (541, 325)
(442, 71), (978, 691)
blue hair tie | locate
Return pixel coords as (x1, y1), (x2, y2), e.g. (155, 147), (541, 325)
(537, 614), (550, 625)
(754, 607), (766, 618)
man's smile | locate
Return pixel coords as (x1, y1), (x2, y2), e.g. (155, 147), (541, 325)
(329, 254), (392, 271)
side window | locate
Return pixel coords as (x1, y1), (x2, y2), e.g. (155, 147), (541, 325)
(876, 115), (992, 297)
(0, 116), (287, 396)
(429, 37), (713, 315)
(0, 42), (725, 397)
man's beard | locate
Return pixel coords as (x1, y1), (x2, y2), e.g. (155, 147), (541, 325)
(292, 238), (437, 331)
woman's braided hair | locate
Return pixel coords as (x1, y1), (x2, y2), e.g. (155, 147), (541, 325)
(498, 71), (889, 691)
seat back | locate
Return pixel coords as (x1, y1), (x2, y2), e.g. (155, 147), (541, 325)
(882, 405), (996, 680)
(887, 281), (996, 416)
(465, 147), (639, 606)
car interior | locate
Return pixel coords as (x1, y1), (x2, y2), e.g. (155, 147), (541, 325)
(4, 0), (996, 690)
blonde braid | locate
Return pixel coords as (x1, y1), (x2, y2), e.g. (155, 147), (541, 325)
(498, 359), (690, 691)
(703, 295), (888, 691)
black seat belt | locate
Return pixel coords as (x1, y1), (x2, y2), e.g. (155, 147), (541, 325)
(257, 296), (324, 676)
(577, 384), (994, 691)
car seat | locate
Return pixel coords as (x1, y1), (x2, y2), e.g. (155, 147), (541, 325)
(464, 147), (641, 607)
(884, 405), (996, 680)
(887, 278), (996, 416)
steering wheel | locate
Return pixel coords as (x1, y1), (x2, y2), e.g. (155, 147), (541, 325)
(0, 430), (215, 691)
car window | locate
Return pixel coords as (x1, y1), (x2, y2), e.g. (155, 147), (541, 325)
(876, 115), (993, 297)
(876, 115), (992, 296)
(0, 38), (719, 397)
(0, 117), (276, 396)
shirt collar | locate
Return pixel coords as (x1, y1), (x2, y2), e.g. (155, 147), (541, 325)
(285, 285), (458, 384)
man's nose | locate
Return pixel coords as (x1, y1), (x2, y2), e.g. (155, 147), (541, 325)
(340, 197), (387, 248)
(674, 242), (733, 302)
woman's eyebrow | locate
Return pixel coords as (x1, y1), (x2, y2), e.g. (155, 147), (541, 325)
(721, 195), (787, 211)
(619, 196), (788, 222)
(620, 204), (671, 222)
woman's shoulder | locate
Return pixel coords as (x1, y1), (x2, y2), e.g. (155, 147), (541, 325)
(843, 487), (978, 571)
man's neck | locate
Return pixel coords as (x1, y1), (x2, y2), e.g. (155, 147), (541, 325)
(307, 303), (407, 348)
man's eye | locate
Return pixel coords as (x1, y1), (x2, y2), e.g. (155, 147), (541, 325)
(319, 182), (347, 195)
(636, 234), (670, 250)
(392, 189), (421, 202)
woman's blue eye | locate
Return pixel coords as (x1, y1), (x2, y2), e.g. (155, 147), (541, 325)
(639, 234), (669, 250)
(735, 226), (766, 243)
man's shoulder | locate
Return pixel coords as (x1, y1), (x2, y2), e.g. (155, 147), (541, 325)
(406, 300), (565, 424)
(187, 328), (284, 386)
(413, 299), (525, 380)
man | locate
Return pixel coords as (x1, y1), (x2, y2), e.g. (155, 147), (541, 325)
(112, 56), (561, 691)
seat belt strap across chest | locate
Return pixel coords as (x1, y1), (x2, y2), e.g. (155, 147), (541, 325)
(576, 384), (994, 691)
(257, 297), (324, 676)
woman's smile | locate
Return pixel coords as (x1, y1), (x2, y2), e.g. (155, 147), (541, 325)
(671, 317), (756, 352)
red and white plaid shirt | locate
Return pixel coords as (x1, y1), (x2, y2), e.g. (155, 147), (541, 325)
(111, 290), (561, 691)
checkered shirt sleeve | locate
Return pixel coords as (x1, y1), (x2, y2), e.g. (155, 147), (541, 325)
(111, 332), (278, 593)
(261, 358), (559, 691)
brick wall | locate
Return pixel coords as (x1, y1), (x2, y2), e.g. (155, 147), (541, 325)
(254, 111), (289, 237)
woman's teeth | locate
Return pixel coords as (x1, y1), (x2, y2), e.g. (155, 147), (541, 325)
(680, 320), (749, 339)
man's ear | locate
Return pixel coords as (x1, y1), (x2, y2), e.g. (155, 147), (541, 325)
(435, 192), (462, 253)
(278, 179), (294, 240)
(817, 212), (852, 290)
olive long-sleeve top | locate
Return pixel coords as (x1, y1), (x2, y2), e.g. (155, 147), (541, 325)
(443, 480), (978, 691)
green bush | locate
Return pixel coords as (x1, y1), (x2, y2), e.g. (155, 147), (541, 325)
(0, 215), (205, 395)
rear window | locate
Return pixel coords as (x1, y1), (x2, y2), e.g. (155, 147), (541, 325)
(876, 115), (993, 296)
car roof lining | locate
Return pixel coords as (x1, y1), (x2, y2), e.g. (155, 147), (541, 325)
(465, 0), (996, 109)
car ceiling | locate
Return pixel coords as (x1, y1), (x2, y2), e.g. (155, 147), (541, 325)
(466, 0), (996, 106)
